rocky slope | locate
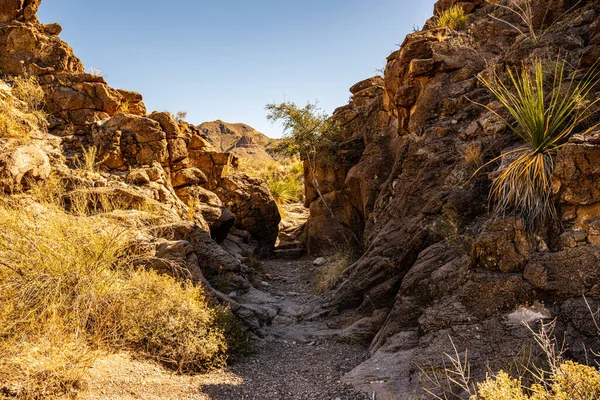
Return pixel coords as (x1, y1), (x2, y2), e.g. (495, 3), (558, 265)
(301, 0), (600, 397)
(0, 0), (282, 339)
(199, 120), (278, 164)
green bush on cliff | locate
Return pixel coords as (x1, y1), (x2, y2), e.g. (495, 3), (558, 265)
(434, 5), (468, 31)
(476, 59), (600, 226)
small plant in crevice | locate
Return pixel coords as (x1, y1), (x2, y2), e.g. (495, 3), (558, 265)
(73, 145), (101, 174)
(434, 5), (469, 31)
(474, 58), (600, 227)
(314, 247), (359, 293)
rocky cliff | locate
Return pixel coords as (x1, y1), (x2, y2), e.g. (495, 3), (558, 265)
(0, 0), (282, 336)
(302, 0), (600, 397)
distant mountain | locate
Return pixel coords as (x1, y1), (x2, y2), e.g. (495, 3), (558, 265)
(198, 120), (279, 163)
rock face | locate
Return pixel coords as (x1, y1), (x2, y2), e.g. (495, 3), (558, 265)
(300, 0), (600, 397)
(0, 1), (282, 337)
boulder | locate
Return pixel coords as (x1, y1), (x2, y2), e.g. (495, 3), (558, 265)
(214, 173), (280, 255)
(175, 185), (235, 243)
(0, 0), (40, 23)
(0, 143), (50, 192)
(92, 114), (169, 170)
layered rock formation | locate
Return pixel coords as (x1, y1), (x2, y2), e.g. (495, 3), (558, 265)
(0, 2), (281, 335)
(200, 120), (278, 164)
(302, 0), (600, 397)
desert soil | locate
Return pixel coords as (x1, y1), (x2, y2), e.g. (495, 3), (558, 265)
(80, 256), (371, 400)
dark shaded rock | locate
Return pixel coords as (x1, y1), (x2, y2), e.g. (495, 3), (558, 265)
(214, 173), (281, 256)
(524, 246), (600, 297)
(470, 217), (534, 273)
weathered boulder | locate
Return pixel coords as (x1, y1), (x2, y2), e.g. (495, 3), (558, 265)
(0, 0), (40, 23)
(0, 22), (83, 76)
(92, 114), (169, 170)
(176, 185), (235, 243)
(117, 89), (146, 116)
(470, 217), (534, 273)
(524, 246), (600, 297)
(0, 143), (50, 192)
(214, 173), (281, 255)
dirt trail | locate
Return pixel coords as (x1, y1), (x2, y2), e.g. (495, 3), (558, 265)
(81, 256), (371, 400)
(204, 256), (370, 400)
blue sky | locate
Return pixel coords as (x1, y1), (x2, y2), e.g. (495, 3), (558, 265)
(38, 1), (436, 138)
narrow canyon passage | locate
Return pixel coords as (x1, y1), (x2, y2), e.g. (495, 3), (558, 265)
(203, 256), (370, 400)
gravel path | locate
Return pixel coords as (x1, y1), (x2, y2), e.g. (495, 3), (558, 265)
(203, 256), (371, 400)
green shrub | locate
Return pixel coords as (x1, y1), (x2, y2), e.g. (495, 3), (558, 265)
(477, 59), (600, 226)
(434, 5), (468, 30)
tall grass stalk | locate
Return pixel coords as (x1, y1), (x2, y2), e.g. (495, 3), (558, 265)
(475, 59), (600, 226)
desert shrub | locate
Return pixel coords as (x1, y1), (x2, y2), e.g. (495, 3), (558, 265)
(476, 59), (600, 227)
(0, 201), (230, 397)
(11, 76), (45, 111)
(476, 371), (529, 400)
(114, 270), (227, 373)
(423, 320), (600, 400)
(475, 362), (600, 400)
(434, 5), (468, 31)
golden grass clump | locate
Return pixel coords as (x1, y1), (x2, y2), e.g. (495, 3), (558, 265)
(0, 200), (230, 398)
(0, 76), (47, 140)
(314, 248), (357, 293)
(239, 158), (304, 205)
(434, 5), (468, 31)
(476, 59), (600, 227)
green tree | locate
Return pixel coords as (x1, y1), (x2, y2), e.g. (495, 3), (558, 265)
(266, 101), (360, 246)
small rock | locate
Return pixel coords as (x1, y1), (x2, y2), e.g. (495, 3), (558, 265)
(313, 257), (327, 266)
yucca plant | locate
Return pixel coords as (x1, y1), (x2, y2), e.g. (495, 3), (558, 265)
(477, 59), (600, 226)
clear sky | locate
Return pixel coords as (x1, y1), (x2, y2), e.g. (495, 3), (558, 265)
(38, 1), (436, 138)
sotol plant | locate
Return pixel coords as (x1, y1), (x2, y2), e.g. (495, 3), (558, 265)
(476, 59), (600, 226)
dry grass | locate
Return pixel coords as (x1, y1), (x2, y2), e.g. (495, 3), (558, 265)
(0, 76), (47, 140)
(465, 143), (483, 168)
(0, 200), (232, 398)
(314, 248), (357, 293)
(240, 158), (304, 205)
